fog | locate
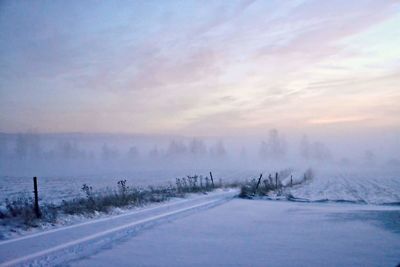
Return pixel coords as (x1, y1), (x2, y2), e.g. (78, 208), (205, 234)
(1, 130), (399, 180)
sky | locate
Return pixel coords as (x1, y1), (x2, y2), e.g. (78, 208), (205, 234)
(0, 0), (399, 137)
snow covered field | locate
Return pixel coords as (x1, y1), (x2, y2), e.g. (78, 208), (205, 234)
(1, 167), (399, 266)
(1, 168), (399, 205)
(288, 171), (400, 205)
(0, 169), (250, 204)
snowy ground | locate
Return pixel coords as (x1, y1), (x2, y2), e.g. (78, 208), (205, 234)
(1, 168), (399, 205)
(1, 168), (399, 266)
(0, 191), (399, 267)
(288, 171), (400, 205)
(0, 189), (237, 266)
(0, 169), (250, 204)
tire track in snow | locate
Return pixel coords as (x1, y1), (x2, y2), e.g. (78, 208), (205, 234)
(0, 190), (238, 267)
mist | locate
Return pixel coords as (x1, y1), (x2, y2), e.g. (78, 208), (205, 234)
(1, 130), (399, 180)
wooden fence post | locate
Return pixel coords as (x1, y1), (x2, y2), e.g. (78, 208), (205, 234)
(33, 177), (41, 218)
(275, 172), (278, 190)
(255, 173), (263, 192)
(290, 175), (293, 187)
(210, 171), (214, 188)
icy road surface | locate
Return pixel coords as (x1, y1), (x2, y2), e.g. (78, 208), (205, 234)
(72, 199), (400, 267)
(0, 190), (399, 267)
(0, 190), (237, 266)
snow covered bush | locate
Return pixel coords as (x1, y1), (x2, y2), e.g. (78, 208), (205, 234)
(239, 169), (313, 199)
(0, 195), (58, 227)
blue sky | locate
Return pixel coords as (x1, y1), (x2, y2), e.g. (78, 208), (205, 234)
(0, 0), (399, 136)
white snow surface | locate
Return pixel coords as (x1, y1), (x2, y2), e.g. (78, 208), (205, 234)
(0, 169), (250, 204)
(1, 191), (399, 266)
(287, 170), (400, 204)
(0, 189), (237, 266)
(71, 199), (400, 267)
(1, 168), (399, 205)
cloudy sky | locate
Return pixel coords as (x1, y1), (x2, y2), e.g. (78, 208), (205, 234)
(0, 0), (399, 136)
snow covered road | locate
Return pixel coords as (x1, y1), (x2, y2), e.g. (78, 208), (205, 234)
(72, 199), (400, 267)
(0, 189), (238, 267)
(1, 188), (399, 267)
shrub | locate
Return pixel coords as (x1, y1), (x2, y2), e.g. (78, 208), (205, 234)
(1, 195), (40, 226)
(238, 169), (313, 199)
(0, 175), (240, 230)
(303, 168), (314, 182)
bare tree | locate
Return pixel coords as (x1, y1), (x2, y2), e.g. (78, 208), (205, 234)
(127, 146), (139, 159)
(259, 141), (269, 159)
(0, 135), (7, 158)
(15, 134), (28, 160)
(240, 146), (247, 159)
(259, 129), (286, 159)
(56, 140), (86, 160)
(363, 150), (376, 165)
(300, 135), (310, 159)
(166, 140), (187, 156)
(268, 129), (286, 157)
(210, 140), (226, 157)
(149, 146), (160, 159)
(310, 142), (331, 161)
(101, 143), (119, 160)
(189, 138), (207, 156)
(300, 135), (332, 161)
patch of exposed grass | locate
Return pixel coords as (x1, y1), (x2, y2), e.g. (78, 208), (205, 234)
(0, 175), (236, 230)
(239, 168), (314, 198)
